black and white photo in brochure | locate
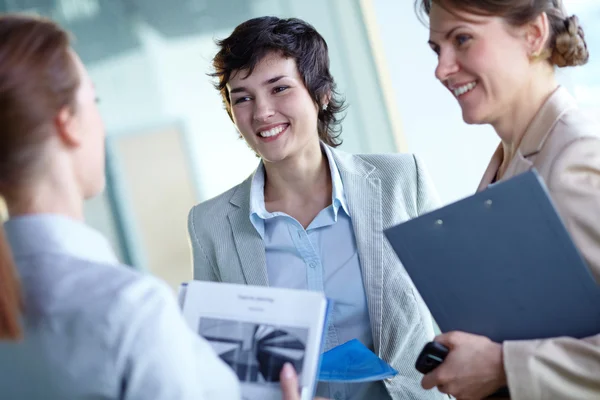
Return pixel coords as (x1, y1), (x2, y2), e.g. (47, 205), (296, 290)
(181, 281), (328, 400)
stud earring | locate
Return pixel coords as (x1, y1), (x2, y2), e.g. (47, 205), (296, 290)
(530, 48), (550, 62)
(322, 103), (328, 111)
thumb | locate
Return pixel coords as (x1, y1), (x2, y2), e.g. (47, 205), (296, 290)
(280, 363), (300, 400)
(433, 332), (457, 349)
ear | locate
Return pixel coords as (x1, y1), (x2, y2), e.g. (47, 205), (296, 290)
(319, 90), (332, 110)
(525, 12), (551, 58)
(54, 106), (81, 147)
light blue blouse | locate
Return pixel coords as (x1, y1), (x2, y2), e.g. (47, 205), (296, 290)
(0, 214), (240, 400)
(249, 145), (389, 400)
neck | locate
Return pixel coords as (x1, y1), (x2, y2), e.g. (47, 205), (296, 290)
(5, 163), (85, 221)
(492, 68), (558, 161)
(263, 140), (331, 202)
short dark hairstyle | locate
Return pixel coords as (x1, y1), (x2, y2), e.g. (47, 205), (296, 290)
(211, 16), (346, 147)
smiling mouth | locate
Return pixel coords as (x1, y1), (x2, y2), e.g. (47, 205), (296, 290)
(452, 81), (477, 98)
(257, 124), (288, 138)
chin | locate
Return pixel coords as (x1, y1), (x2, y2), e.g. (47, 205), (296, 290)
(84, 178), (106, 200)
(257, 147), (291, 164)
(461, 109), (486, 125)
(260, 154), (288, 164)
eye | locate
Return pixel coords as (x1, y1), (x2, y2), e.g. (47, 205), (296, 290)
(233, 96), (252, 105)
(273, 86), (289, 94)
(455, 34), (471, 47)
(429, 44), (440, 56)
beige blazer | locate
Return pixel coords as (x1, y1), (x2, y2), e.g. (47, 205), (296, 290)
(478, 87), (600, 399)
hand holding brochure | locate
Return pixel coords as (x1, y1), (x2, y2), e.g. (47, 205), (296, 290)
(181, 281), (328, 400)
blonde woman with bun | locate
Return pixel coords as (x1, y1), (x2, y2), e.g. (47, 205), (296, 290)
(416, 0), (600, 399)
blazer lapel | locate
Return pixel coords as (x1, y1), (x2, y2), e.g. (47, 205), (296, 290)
(477, 144), (503, 192)
(504, 86), (575, 179)
(478, 86), (576, 192)
(332, 149), (384, 354)
(503, 152), (534, 180)
(228, 176), (269, 287)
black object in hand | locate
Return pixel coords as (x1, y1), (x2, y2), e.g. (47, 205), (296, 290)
(415, 341), (449, 374)
(415, 341), (511, 398)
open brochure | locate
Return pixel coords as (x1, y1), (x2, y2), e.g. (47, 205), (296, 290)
(180, 281), (329, 400)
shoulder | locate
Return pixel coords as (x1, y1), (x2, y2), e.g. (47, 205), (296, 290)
(42, 254), (171, 316)
(544, 107), (600, 181)
(188, 176), (251, 231)
(334, 148), (418, 174)
(19, 252), (175, 348)
(558, 106), (599, 136)
(334, 148), (424, 191)
(546, 106), (600, 152)
(332, 148), (440, 216)
(359, 152), (419, 173)
(190, 185), (239, 219)
(547, 136), (600, 190)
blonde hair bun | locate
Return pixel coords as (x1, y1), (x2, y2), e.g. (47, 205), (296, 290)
(551, 15), (589, 67)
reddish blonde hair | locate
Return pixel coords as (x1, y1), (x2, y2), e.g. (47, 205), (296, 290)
(0, 14), (79, 340)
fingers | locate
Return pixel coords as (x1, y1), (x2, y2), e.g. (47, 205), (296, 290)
(280, 363), (300, 400)
(434, 330), (466, 348)
(421, 370), (439, 390)
(433, 332), (453, 348)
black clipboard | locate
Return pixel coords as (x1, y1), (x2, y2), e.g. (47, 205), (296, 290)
(384, 170), (600, 342)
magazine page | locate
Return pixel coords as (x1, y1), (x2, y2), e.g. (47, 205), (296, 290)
(182, 281), (328, 400)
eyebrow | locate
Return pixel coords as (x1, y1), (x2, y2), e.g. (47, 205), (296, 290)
(229, 75), (288, 94)
(428, 25), (466, 47)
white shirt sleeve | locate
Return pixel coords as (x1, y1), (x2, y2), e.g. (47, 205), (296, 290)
(114, 276), (241, 400)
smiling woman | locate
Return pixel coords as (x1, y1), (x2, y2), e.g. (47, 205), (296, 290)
(211, 16), (346, 151)
(423, 0), (588, 128)
(415, 1), (600, 400)
(225, 53), (330, 164)
(187, 15), (446, 400)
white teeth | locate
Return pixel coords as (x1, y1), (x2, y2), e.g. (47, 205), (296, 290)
(452, 81), (477, 97)
(259, 125), (286, 137)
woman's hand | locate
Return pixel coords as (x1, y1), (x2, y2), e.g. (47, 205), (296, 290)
(421, 331), (507, 400)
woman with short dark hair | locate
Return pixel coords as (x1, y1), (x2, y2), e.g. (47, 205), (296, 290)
(188, 16), (445, 400)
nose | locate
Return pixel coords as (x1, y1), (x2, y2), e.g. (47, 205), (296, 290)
(434, 50), (460, 83)
(253, 95), (275, 122)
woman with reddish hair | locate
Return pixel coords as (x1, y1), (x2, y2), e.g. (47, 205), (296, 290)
(0, 14), (242, 400)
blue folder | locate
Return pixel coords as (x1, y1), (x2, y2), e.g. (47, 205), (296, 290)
(384, 170), (600, 342)
(318, 339), (397, 382)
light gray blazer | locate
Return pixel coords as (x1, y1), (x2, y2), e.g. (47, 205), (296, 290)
(188, 148), (444, 399)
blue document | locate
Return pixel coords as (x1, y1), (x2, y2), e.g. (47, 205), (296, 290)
(384, 170), (600, 342)
(318, 339), (397, 382)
